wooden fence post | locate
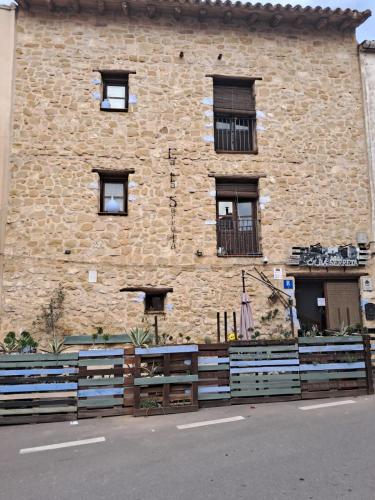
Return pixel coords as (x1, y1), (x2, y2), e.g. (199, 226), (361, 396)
(233, 311), (237, 340)
(217, 312), (221, 343)
(224, 311), (228, 342)
(363, 335), (374, 395)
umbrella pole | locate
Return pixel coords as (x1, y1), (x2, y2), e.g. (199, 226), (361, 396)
(241, 269), (246, 293)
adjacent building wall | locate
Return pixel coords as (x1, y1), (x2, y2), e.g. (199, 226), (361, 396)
(1, 9), (372, 342)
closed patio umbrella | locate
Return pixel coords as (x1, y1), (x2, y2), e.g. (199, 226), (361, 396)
(240, 291), (254, 340)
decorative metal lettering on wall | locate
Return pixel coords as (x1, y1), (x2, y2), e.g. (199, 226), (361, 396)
(292, 244), (361, 267)
(168, 148), (177, 250)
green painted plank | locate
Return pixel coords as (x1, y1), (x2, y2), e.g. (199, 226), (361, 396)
(298, 336), (362, 345)
(198, 393), (231, 401)
(0, 406), (77, 415)
(300, 371), (367, 381)
(231, 387), (301, 397)
(231, 381), (300, 390)
(78, 377), (124, 387)
(231, 373), (300, 382)
(229, 345), (298, 354)
(0, 353), (78, 362)
(134, 375), (198, 386)
(78, 358), (124, 366)
(0, 360), (78, 368)
(64, 335), (130, 345)
(198, 364), (230, 372)
(230, 353), (299, 360)
(78, 397), (123, 408)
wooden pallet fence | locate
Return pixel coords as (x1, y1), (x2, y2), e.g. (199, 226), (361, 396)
(133, 345), (199, 416)
(298, 336), (368, 399)
(0, 353), (78, 425)
(229, 341), (301, 404)
(198, 344), (230, 407)
(123, 346), (135, 415)
(78, 349), (126, 419)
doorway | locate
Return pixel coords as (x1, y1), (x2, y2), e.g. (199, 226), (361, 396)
(295, 278), (361, 332)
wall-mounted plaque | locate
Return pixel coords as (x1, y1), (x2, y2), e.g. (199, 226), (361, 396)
(295, 244), (359, 267)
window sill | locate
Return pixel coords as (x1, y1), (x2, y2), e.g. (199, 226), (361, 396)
(214, 150), (258, 155)
(145, 311), (165, 315)
(97, 211), (128, 216)
(100, 108), (128, 112)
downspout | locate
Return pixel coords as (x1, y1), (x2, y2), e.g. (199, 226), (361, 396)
(0, 1), (17, 334)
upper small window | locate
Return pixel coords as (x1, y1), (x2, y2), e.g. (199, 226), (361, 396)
(213, 78), (257, 154)
(100, 71), (129, 112)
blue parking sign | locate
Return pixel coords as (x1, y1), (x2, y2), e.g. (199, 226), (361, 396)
(283, 279), (294, 290)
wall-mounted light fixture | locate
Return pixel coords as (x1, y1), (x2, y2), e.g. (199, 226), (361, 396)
(218, 53), (223, 60)
(196, 250), (203, 257)
(64, 249), (71, 255)
(179, 51), (184, 58)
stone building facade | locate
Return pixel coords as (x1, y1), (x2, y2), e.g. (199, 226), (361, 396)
(0, 1), (374, 343)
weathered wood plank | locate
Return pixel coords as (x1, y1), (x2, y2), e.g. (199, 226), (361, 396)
(298, 336), (362, 344)
(300, 371), (366, 381)
(0, 405), (77, 415)
(198, 364), (230, 372)
(77, 397), (123, 408)
(0, 368), (77, 377)
(78, 377), (124, 387)
(229, 345), (298, 353)
(231, 387), (301, 397)
(299, 345), (363, 353)
(230, 359), (299, 368)
(134, 375), (198, 386)
(198, 393), (231, 400)
(0, 353), (78, 362)
(135, 345), (198, 355)
(300, 362), (365, 371)
(78, 388), (124, 397)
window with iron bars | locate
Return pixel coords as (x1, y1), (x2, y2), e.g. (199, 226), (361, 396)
(213, 78), (257, 154)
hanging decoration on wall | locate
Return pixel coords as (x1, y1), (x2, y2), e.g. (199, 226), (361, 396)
(168, 148), (178, 251)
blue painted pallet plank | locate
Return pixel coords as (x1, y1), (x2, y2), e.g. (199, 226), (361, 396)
(0, 382), (77, 394)
(0, 368), (77, 376)
(78, 388), (124, 397)
(300, 362), (365, 371)
(230, 359), (299, 368)
(198, 386), (230, 394)
(299, 345), (363, 353)
(231, 366), (300, 374)
(135, 345), (198, 355)
(78, 349), (124, 357)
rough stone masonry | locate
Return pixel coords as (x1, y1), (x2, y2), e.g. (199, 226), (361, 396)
(1, 2), (374, 343)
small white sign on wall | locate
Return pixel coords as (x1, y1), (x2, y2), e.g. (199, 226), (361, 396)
(88, 270), (97, 283)
(361, 277), (373, 292)
(317, 297), (326, 307)
(273, 268), (283, 280)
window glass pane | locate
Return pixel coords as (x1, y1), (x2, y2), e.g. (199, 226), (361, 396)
(238, 201), (252, 217)
(107, 85), (126, 98)
(104, 182), (124, 212)
(108, 98), (126, 109)
(218, 201), (233, 216)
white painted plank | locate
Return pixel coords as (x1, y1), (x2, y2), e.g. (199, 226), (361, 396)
(230, 359), (299, 367)
(299, 345), (363, 353)
(300, 362), (365, 371)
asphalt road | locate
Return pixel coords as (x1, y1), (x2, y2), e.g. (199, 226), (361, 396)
(1, 396), (374, 500)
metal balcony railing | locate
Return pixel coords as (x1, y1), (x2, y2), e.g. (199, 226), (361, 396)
(214, 115), (255, 152)
(217, 216), (260, 256)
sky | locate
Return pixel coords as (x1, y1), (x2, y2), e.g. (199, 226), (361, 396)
(253, 0), (374, 42)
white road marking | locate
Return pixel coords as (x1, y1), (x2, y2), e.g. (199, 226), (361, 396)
(177, 416), (244, 430)
(299, 400), (356, 411)
(19, 436), (106, 454)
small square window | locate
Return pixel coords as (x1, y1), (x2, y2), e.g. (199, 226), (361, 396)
(94, 172), (129, 215)
(100, 72), (129, 112)
(145, 293), (165, 313)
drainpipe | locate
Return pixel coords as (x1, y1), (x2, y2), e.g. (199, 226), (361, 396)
(0, 1), (17, 332)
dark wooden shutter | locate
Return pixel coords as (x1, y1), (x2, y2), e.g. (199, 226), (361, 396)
(214, 80), (255, 115)
(216, 180), (258, 199)
(325, 281), (361, 329)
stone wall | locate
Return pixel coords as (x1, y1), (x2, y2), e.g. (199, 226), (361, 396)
(1, 9), (372, 342)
